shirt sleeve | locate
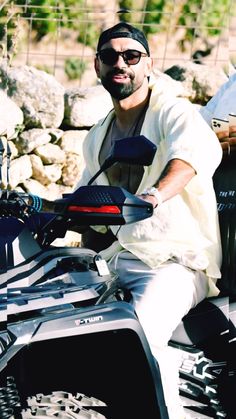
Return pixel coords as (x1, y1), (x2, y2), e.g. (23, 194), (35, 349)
(199, 73), (236, 124)
(159, 97), (222, 177)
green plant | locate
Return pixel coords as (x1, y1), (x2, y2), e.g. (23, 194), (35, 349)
(0, 3), (21, 63)
(65, 57), (87, 80)
(35, 64), (54, 74)
(15, 0), (59, 40)
(77, 22), (100, 49)
(178, 0), (229, 46)
(118, 0), (134, 22)
(1, 0), (231, 70)
(143, 0), (230, 49)
(143, 0), (165, 34)
(14, 0), (99, 48)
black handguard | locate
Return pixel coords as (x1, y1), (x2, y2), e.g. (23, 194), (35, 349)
(54, 185), (153, 225)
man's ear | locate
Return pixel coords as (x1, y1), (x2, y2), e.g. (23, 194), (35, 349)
(145, 57), (153, 78)
(94, 57), (100, 77)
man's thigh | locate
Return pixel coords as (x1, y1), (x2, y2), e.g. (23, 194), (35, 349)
(111, 254), (208, 346)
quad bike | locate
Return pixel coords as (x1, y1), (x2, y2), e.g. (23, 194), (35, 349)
(169, 150), (236, 419)
(0, 135), (235, 419)
(0, 136), (167, 419)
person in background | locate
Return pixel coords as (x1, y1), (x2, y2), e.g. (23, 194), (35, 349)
(199, 72), (236, 157)
(199, 72), (236, 125)
(73, 22), (222, 419)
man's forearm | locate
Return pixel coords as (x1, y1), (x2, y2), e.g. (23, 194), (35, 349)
(154, 158), (196, 202)
(139, 158), (196, 208)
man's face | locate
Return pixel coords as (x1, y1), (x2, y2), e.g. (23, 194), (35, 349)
(95, 38), (152, 100)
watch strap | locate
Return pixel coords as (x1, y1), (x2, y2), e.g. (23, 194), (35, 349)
(142, 187), (163, 207)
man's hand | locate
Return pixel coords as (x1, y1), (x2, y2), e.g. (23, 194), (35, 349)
(138, 193), (158, 209)
(216, 126), (236, 157)
(229, 121), (236, 138)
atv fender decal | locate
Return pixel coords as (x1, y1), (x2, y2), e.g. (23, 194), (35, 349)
(193, 357), (213, 379)
(75, 315), (103, 325)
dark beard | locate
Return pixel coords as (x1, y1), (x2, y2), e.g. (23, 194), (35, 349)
(101, 70), (135, 100)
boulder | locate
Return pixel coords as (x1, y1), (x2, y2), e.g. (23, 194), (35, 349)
(3, 65), (65, 128)
(35, 143), (66, 164)
(2, 154), (33, 189)
(164, 62), (228, 104)
(16, 128), (51, 154)
(64, 84), (113, 128)
(0, 89), (24, 138)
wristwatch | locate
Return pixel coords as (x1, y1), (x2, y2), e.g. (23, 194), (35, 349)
(142, 187), (163, 207)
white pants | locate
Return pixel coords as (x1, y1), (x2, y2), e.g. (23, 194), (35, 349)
(109, 252), (209, 419)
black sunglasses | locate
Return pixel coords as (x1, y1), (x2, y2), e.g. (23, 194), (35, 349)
(96, 48), (148, 66)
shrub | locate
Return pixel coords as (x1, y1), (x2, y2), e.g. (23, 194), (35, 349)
(65, 57), (87, 80)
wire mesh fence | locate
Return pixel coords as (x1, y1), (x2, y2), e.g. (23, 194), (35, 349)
(0, 0), (235, 88)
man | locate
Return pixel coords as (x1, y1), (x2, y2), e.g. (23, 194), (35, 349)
(27, 22), (222, 418)
(74, 22), (222, 419)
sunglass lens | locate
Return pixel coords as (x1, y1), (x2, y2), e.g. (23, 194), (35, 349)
(124, 50), (141, 64)
(100, 49), (118, 65)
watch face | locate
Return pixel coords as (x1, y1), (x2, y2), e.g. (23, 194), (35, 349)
(148, 187), (157, 195)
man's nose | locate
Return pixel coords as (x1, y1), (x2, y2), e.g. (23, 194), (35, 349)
(113, 54), (127, 67)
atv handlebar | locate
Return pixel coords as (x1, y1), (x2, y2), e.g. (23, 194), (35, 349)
(0, 186), (153, 247)
(0, 135), (156, 247)
(40, 185), (153, 247)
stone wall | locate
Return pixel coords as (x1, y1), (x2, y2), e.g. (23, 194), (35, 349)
(0, 61), (228, 202)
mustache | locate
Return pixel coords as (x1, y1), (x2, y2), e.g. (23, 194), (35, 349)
(107, 68), (135, 80)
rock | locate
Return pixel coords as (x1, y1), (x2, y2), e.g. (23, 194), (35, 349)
(16, 128), (51, 154)
(2, 154), (32, 189)
(30, 154), (62, 185)
(64, 84), (113, 127)
(1, 137), (19, 159)
(43, 164), (62, 184)
(35, 143), (66, 164)
(4, 65), (65, 128)
(0, 89), (24, 138)
(23, 178), (72, 200)
(45, 182), (72, 200)
(47, 128), (64, 143)
(22, 178), (49, 198)
(62, 152), (85, 187)
(59, 129), (88, 155)
(151, 70), (186, 97)
(164, 62), (228, 104)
